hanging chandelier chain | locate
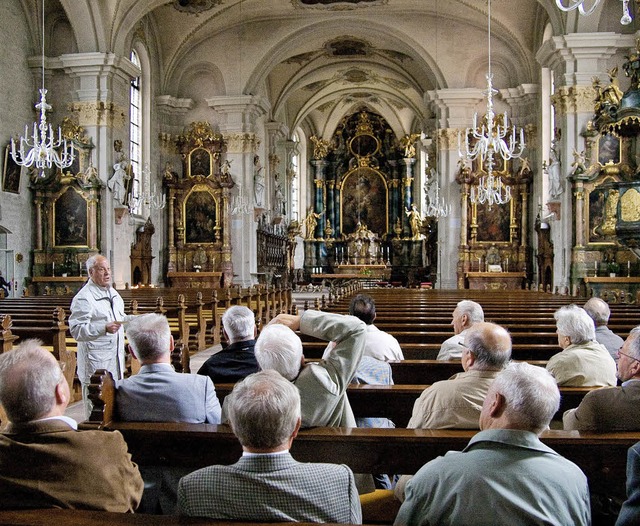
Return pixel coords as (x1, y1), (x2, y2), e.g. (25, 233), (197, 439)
(11, 0), (75, 178)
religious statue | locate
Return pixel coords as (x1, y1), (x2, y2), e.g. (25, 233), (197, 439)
(164, 161), (177, 182)
(405, 204), (422, 240)
(273, 172), (285, 216)
(399, 133), (421, 158)
(518, 157), (531, 176)
(593, 67), (623, 120)
(623, 38), (640, 91)
(547, 131), (563, 199)
(108, 160), (130, 206)
(309, 135), (331, 160)
(302, 207), (324, 240)
(253, 155), (265, 207)
(570, 149), (588, 175)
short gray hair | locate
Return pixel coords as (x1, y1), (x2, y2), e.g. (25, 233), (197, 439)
(465, 322), (512, 370)
(227, 370), (301, 449)
(85, 254), (106, 273)
(491, 362), (560, 434)
(0, 340), (63, 423)
(554, 305), (595, 345)
(627, 326), (640, 359)
(222, 306), (256, 342)
(583, 297), (610, 326)
(126, 313), (171, 362)
(255, 323), (303, 381)
(457, 300), (485, 324)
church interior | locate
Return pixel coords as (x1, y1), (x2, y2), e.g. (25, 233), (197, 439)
(0, 0), (639, 299)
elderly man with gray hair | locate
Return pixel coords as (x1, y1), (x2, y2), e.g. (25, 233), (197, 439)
(395, 321), (512, 501)
(198, 305), (259, 383)
(584, 297), (624, 360)
(177, 370), (362, 523)
(564, 326), (640, 431)
(437, 300), (485, 361)
(0, 340), (143, 511)
(395, 362), (591, 526)
(254, 310), (366, 428)
(547, 304), (617, 387)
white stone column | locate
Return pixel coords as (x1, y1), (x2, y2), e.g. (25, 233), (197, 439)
(56, 52), (139, 286)
(536, 32), (634, 292)
(425, 89), (484, 289)
(207, 95), (270, 287)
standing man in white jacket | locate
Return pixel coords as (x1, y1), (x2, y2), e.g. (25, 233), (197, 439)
(69, 254), (133, 418)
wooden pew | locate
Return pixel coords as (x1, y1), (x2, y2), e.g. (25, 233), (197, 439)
(212, 382), (592, 427)
(0, 509), (347, 525)
(82, 369), (638, 507)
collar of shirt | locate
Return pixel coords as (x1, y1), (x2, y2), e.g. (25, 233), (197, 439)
(242, 449), (290, 457)
(622, 378), (640, 387)
(35, 415), (78, 430)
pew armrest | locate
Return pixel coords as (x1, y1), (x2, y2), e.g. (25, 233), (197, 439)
(86, 369), (115, 428)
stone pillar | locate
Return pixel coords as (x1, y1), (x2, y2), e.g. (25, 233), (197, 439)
(425, 89), (485, 289)
(60, 52), (139, 287)
(207, 95), (270, 287)
(536, 32), (634, 292)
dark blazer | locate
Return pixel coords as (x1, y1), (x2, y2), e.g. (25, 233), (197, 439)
(0, 419), (143, 511)
(197, 340), (259, 384)
(563, 380), (640, 431)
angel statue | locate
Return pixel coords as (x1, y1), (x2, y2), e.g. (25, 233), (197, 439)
(399, 133), (421, 158)
(309, 135), (331, 160)
(571, 149), (588, 176)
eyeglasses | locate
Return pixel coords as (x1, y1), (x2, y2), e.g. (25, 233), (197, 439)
(618, 350), (640, 363)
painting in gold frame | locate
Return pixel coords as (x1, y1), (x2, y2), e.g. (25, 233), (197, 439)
(188, 148), (212, 178)
(586, 181), (618, 245)
(53, 187), (88, 247)
(339, 166), (388, 236)
(183, 186), (219, 244)
(597, 133), (621, 166)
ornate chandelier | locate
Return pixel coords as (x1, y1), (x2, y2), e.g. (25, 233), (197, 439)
(424, 167), (451, 218)
(11, 0), (75, 178)
(458, 0), (524, 208)
(555, 0), (633, 25)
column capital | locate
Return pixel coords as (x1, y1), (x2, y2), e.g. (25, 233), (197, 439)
(425, 89), (485, 129)
(536, 33), (635, 87)
(206, 95), (270, 134)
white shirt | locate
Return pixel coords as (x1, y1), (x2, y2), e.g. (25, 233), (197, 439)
(363, 324), (404, 361)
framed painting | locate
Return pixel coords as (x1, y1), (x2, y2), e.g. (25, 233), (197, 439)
(188, 148), (212, 178)
(586, 183), (618, 245)
(474, 199), (512, 243)
(184, 187), (218, 244)
(597, 134), (621, 165)
(3, 144), (21, 194)
(53, 187), (88, 247)
(340, 166), (388, 235)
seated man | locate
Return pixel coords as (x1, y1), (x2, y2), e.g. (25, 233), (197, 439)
(349, 293), (403, 361)
(547, 304), (617, 387)
(564, 326), (640, 431)
(0, 340), (143, 511)
(395, 322), (511, 500)
(115, 313), (221, 423)
(115, 313), (221, 514)
(617, 440), (640, 526)
(255, 310), (366, 428)
(395, 362), (591, 526)
(197, 305), (259, 383)
(584, 297), (624, 360)
(437, 300), (484, 361)
(178, 370), (362, 523)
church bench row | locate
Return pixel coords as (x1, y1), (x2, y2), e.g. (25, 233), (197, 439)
(301, 340), (560, 360)
(82, 370), (637, 506)
(0, 509), (346, 526)
(211, 382), (591, 427)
